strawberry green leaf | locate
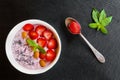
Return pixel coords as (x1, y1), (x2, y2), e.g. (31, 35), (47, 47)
(100, 27), (108, 34)
(99, 9), (106, 23)
(101, 16), (112, 26)
(89, 23), (98, 29)
(92, 8), (99, 23)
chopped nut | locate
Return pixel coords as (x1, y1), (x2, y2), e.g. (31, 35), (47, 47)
(39, 59), (46, 67)
(22, 32), (27, 39)
(33, 51), (39, 59)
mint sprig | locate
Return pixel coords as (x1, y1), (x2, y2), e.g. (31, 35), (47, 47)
(89, 8), (112, 34)
(26, 38), (46, 53)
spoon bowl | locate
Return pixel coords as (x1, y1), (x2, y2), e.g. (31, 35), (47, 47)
(65, 17), (81, 34)
(65, 17), (105, 63)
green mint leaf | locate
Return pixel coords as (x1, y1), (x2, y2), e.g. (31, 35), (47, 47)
(89, 8), (112, 34)
(100, 27), (108, 34)
(37, 46), (46, 53)
(101, 16), (112, 26)
(26, 38), (46, 53)
(89, 23), (98, 28)
(97, 25), (101, 31)
(99, 9), (106, 22)
(93, 8), (99, 15)
(33, 47), (37, 52)
(26, 38), (38, 47)
(92, 8), (99, 23)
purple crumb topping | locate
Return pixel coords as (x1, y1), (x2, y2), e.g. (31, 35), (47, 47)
(11, 29), (40, 69)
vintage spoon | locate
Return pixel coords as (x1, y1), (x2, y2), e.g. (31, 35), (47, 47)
(65, 17), (105, 63)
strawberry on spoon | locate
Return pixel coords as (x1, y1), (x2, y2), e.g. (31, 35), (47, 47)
(68, 21), (81, 34)
(65, 17), (105, 63)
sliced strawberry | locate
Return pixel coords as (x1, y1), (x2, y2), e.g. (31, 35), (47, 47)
(47, 38), (57, 49)
(37, 38), (47, 47)
(46, 49), (56, 61)
(35, 25), (46, 36)
(29, 31), (38, 40)
(23, 24), (34, 31)
(43, 30), (53, 40)
(68, 21), (81, 34)
(39, 53), (46, 59)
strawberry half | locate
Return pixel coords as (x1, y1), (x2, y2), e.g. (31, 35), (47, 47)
(46, 49), (56, 61)
(29, 30), (38, 40)
(37, 38), (47, 47)
(35, 25), (46, 36)
(47, 38), (57, 49)
(39, 53), (46, 59)
(43, 30), (53, 40)
(23, 23), (34, 31)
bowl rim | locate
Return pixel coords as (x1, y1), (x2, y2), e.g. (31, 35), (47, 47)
(5, 19), (61, 74)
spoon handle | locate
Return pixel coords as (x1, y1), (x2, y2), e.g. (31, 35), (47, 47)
(79, 33), (105, 63)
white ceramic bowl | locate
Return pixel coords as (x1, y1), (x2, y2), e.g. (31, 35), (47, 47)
(5, 19), (61, 74)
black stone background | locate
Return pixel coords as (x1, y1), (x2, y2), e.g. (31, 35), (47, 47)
(0, 0), (120, 80)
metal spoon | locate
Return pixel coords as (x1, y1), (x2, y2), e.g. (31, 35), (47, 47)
(65, 17), (105, 63)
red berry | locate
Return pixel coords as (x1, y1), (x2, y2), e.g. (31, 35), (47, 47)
(29, 31), (38, 40)
(23, 24), (34, 31)
(39, 53), (46, 59)
(47, 38), (57, 49)
(68, 21), (81, 34)
(35, 25), (46, 36)
(37, 38), (47, 47)
(46, 49), (56, 61)
(43, 30), (53, 40)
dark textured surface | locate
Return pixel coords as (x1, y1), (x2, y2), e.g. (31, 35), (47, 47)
(0, 0), (120, 80)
